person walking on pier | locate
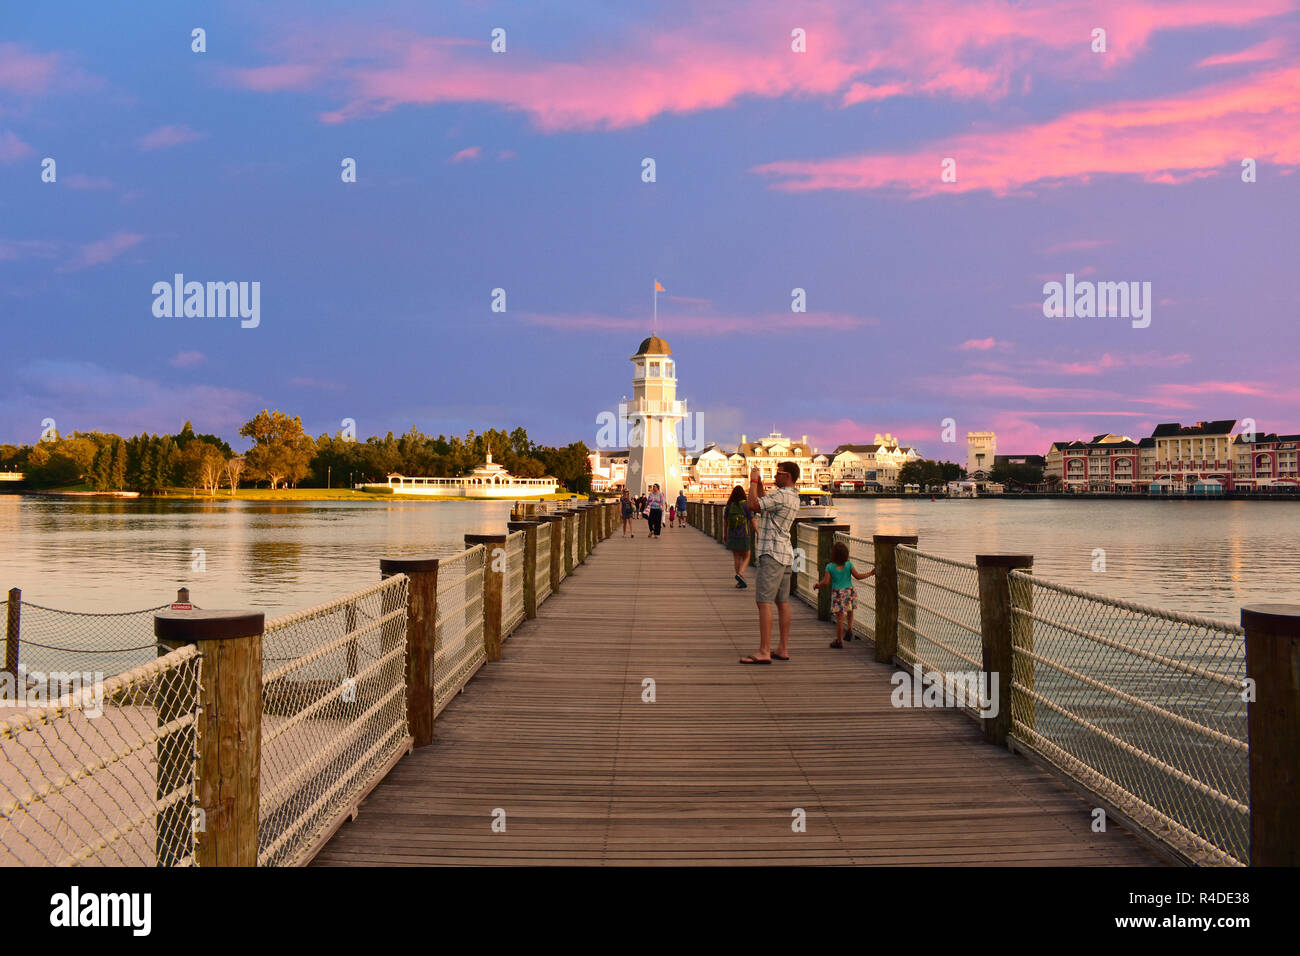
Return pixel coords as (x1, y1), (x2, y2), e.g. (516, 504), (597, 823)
(646, 483), (665, 537)
(814, 540), (875, 648)
(620, 488), (636, 538)
(724, 484), (755, 587)
(740, 461), (800, 664)
(675, 490), (688, 527)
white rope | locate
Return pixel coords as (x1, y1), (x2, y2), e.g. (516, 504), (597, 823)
(1010, 569), (1243, 634)
(264, 574), (408, 634)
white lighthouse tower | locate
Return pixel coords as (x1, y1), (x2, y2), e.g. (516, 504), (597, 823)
(620, 335), (687, 501)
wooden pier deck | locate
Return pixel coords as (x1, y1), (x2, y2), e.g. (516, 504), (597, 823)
(313, 523), (1160, 866)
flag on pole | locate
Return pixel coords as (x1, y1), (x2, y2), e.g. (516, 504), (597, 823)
(654, 281), (665, 292)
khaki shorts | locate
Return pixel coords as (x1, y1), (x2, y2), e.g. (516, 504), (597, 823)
(755, 553), (791, 604)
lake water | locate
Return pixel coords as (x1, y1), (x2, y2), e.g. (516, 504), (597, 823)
(1, 495), (1296, 622)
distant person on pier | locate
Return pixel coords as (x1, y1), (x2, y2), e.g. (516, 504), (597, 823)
(668, 503), (676, 527)
(724, 485), (755, 588)
(646, 483), (665, 537)
(740, 461), (800, 664)
(620, 489), (636, 538)
(813, 540), (875, 648)
(675, 490), (688, 527)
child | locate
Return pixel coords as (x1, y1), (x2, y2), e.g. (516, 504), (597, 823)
(813, 541), (875, 648)
(668, 504), (676, 527)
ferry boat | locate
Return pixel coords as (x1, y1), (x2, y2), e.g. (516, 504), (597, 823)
(359, 452), (559, 499)
(797, 491), (837, 520)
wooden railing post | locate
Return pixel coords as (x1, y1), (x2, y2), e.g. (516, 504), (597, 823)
(155, 609), (265, 867)
(872, 534), (918, 664)
(465, 533), (506, 662)
(563, 511), (575, 576)
(5, 587), (19, 679)
(538, 515), (564, 593)
(815, 524), (851, 621)
(378, 556), (440, 747)
(575, 507), (588, 563)
(508, 520), (538, 620)
(1242, 604), (1300, 866)
(976, 554), (1034, 747)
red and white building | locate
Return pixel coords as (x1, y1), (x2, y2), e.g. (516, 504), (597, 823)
(1045, 434), (1141, 492)
(1232, 432), (1300, 491)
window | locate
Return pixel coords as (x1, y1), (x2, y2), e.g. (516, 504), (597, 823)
(664, 361), (674, 377)
(635, 361), (645, 377)
(649, 361), (660, 377)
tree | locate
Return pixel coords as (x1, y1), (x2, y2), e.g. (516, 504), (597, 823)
(176, 440), (225, 489)
(108, 438), (127, 490)
(239, 410), (314, 488)
(199, 453), (225, 496)
(224, 457), (246, 494)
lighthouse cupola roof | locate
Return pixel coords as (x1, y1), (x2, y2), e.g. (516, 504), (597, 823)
(633, 335), (672, 357)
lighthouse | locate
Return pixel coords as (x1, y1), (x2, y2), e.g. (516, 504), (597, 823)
(620, 335), (687, 501)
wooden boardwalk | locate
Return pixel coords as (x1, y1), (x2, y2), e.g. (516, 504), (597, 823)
(313, 522), (1160, 866)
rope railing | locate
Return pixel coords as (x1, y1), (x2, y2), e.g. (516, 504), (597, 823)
(4, 598), (186, 679)
(434, 546), (486, 716)
(833, 532), (875, 639)
(894, 546), (984, 715)
(0, 644), (202, 867)
(503, 530), (525, 638)
(258, 574), (410, 867)
(535, 521), (553, 604)
(1006, 568), (1248, 867)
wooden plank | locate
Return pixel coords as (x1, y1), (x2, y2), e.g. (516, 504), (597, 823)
(312, 525), (1161, 867)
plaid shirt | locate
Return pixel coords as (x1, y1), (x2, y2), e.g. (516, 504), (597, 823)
(753, 484), (799, 565)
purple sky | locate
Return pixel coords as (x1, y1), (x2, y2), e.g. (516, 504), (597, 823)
(2, 1), (1298, 458)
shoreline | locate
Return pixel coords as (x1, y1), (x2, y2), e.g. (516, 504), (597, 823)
(7, 489), (591, 504)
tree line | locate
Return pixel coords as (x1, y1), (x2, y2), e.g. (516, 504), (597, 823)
(0, 413), (592, 494)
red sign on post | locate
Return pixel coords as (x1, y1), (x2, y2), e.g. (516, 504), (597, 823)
(170, 602), (194, 611)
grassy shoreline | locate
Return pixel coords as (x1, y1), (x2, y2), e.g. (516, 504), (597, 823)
(16, 486), (587, 503)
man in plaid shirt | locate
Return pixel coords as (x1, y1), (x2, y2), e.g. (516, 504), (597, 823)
(740, 461), (801, 664)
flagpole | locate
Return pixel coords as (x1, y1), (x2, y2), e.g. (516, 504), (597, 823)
(652, 281), (657, 335)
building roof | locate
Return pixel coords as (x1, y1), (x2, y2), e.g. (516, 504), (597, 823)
(1151, 420), (1236, 437)
(833, 443), (882, 454)
(1237, 432), (1300, 444)
(634, 335), (672, 356)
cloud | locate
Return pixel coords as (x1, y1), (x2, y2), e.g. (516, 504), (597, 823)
(63, 173), (115, 190)
(956, 337), (1001, 351)
(448, 145), (481, 163)
(1, 359), (257, 439)
(0, 129), (32, 162)
(1197, 37), (1288, 68)
(59, 231), (144, 271)
(168, 351), (205, 369)
(752, 64), (1300, 195)
(515, 311), (873, 334)
(0, 238), (58, 261)
(138, 125), (204, 150)
(221, 2), (1292, 132)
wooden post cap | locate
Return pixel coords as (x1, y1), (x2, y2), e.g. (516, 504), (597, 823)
(873, 533), (919, 544)
(465, 533), (507, 545)
(379, 555), (441, 574)
(976, 554), (1035, 568)
(507, 520), (539, 530)
(536, 514), (563, 523)
(155, 610), (264, 642)
(1241, 604), (1300, 636)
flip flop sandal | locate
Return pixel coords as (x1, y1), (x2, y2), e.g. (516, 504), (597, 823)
(739, 656), (772, 665)
(771, 653), (789, 661)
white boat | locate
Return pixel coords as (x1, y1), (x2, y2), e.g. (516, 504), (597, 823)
(797, 491), (837, 520)
(360, 452), (559, 498)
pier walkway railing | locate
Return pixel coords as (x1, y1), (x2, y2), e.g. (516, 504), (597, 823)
(0, 499), (620, 867)
(685, 499), (1297, 867)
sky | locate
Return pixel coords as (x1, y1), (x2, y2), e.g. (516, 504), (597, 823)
(2, 0), (1298, 460)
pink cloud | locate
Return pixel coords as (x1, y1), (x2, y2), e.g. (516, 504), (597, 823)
(64, 173), (115, 190)
(497, 149), (516, 160)
(516, 311), (872, 334)
(222, 2), (1293, 132)
(138, 125), (204, 150)
(169, 351), (205, 369)
(753, 64), (1300, 195)
(448, 145), (481, 163)
(0, 129), (32, 162)
(957, 337), (1000, 351)
(60, 231), (144, 271)
(1197, 37), (1287, 68)
(0, 43), (62, 94)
